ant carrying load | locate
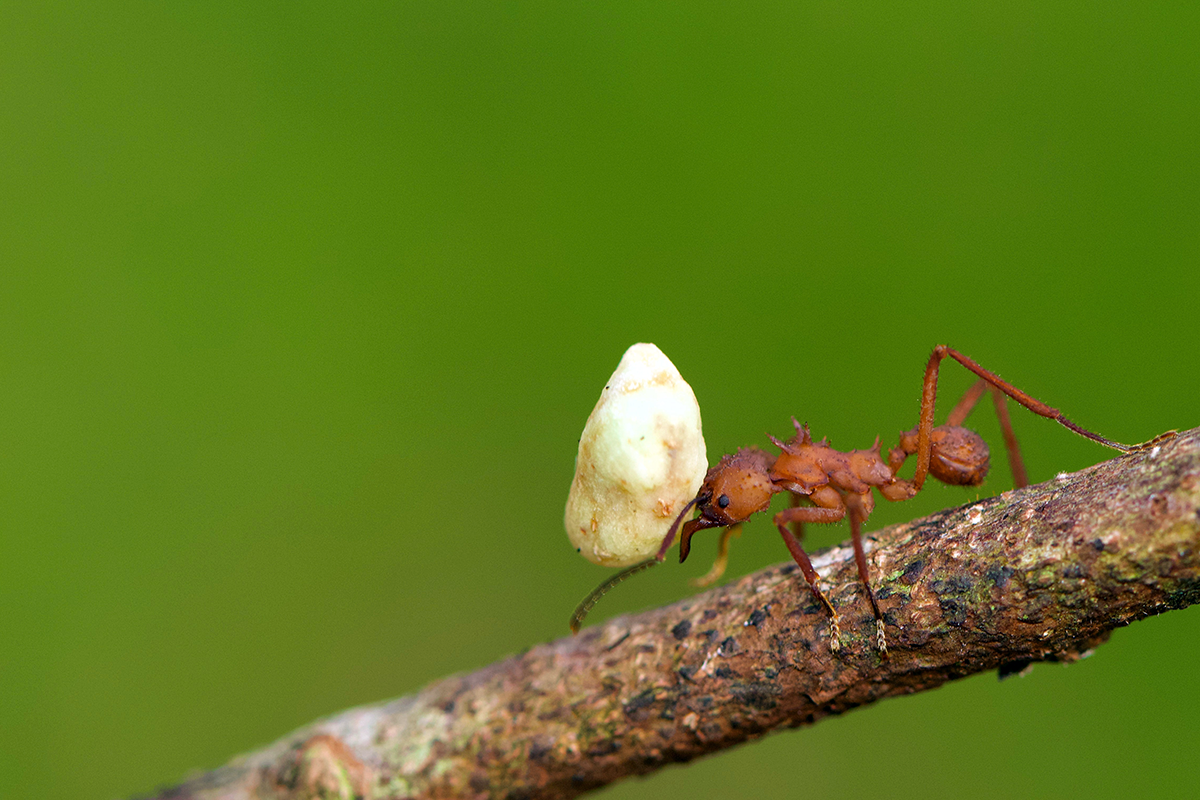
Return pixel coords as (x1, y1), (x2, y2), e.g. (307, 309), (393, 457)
(569, 346), (1133, 654)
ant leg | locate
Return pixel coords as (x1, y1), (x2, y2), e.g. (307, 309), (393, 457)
(1132, 429), (1181, 451)
(846, 494), (887, 654)
(911, 346), (1131, 490)
(989, 387), (1029, 488)
(774, 503), (845, 650)
(944, 378), (988, 427)
(789, 492), (805, 539)
(945, 378), (1030, 489)
(691, 524), (742, 587)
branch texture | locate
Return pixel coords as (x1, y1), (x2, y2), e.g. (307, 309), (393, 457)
(148, 428), (1200, 800)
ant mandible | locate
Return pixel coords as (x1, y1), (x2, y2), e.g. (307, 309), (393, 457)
(569, 345), (1133, 653)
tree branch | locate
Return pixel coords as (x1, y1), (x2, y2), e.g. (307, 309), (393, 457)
(146, 427), (1200, 800)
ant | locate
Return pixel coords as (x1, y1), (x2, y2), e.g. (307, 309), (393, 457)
(570, 346), (1135, 653)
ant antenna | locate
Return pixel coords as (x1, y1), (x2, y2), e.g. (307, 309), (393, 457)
(657, 494), (702, 560)
(569, 495), (702, 633)
(569, 558), (659, 633)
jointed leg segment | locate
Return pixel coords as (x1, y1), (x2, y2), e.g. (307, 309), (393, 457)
(846, 494), (887, 653)
(912, 346), (1130, 490)
(774, 504), (844, 648)
(690, 524), (742, 588)
(944, 378), (1029, 488)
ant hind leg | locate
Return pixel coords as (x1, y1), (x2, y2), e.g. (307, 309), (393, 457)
(910, 346), (1130, 490)
(944, 378), (1029, 489)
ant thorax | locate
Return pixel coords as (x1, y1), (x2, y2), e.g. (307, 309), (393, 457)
(768, 422), (894, 496)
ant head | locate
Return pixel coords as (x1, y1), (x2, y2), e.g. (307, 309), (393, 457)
(696, 447), (775, 525)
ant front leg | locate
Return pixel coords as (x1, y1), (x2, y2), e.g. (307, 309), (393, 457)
(690, 524), (742, 588)
(910, 346), (1132, 490)
(773, 497), (845, 650)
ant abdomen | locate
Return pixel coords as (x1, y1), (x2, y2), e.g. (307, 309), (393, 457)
(892, 424), (993, 489)
(929, 425), (990, 486)
(894, 425), (990, 486)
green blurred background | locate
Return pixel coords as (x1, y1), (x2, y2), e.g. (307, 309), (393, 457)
(2, 2), (1198, 798)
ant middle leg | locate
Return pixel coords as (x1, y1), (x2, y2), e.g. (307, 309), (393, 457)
(910, 346), (1131, 490)
(773, 496), (845, 650)
(846, 493), (887, 654)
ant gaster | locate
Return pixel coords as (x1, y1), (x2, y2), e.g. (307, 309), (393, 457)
(570, 346), (1136, 653)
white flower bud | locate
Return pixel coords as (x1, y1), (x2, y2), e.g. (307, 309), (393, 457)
(565, 343), (707, 566)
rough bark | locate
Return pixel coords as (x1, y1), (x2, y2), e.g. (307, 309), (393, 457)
(145, 427), (1200, 800)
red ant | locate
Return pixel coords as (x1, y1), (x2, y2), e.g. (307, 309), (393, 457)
(569, 346), (1134, 652)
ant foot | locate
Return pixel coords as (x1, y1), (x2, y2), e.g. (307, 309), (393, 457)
(828, 616), (842, 652)
(1132, 430), (1179, 452)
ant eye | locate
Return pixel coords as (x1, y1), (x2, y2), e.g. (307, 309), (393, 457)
(718, 494), (730, 508)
